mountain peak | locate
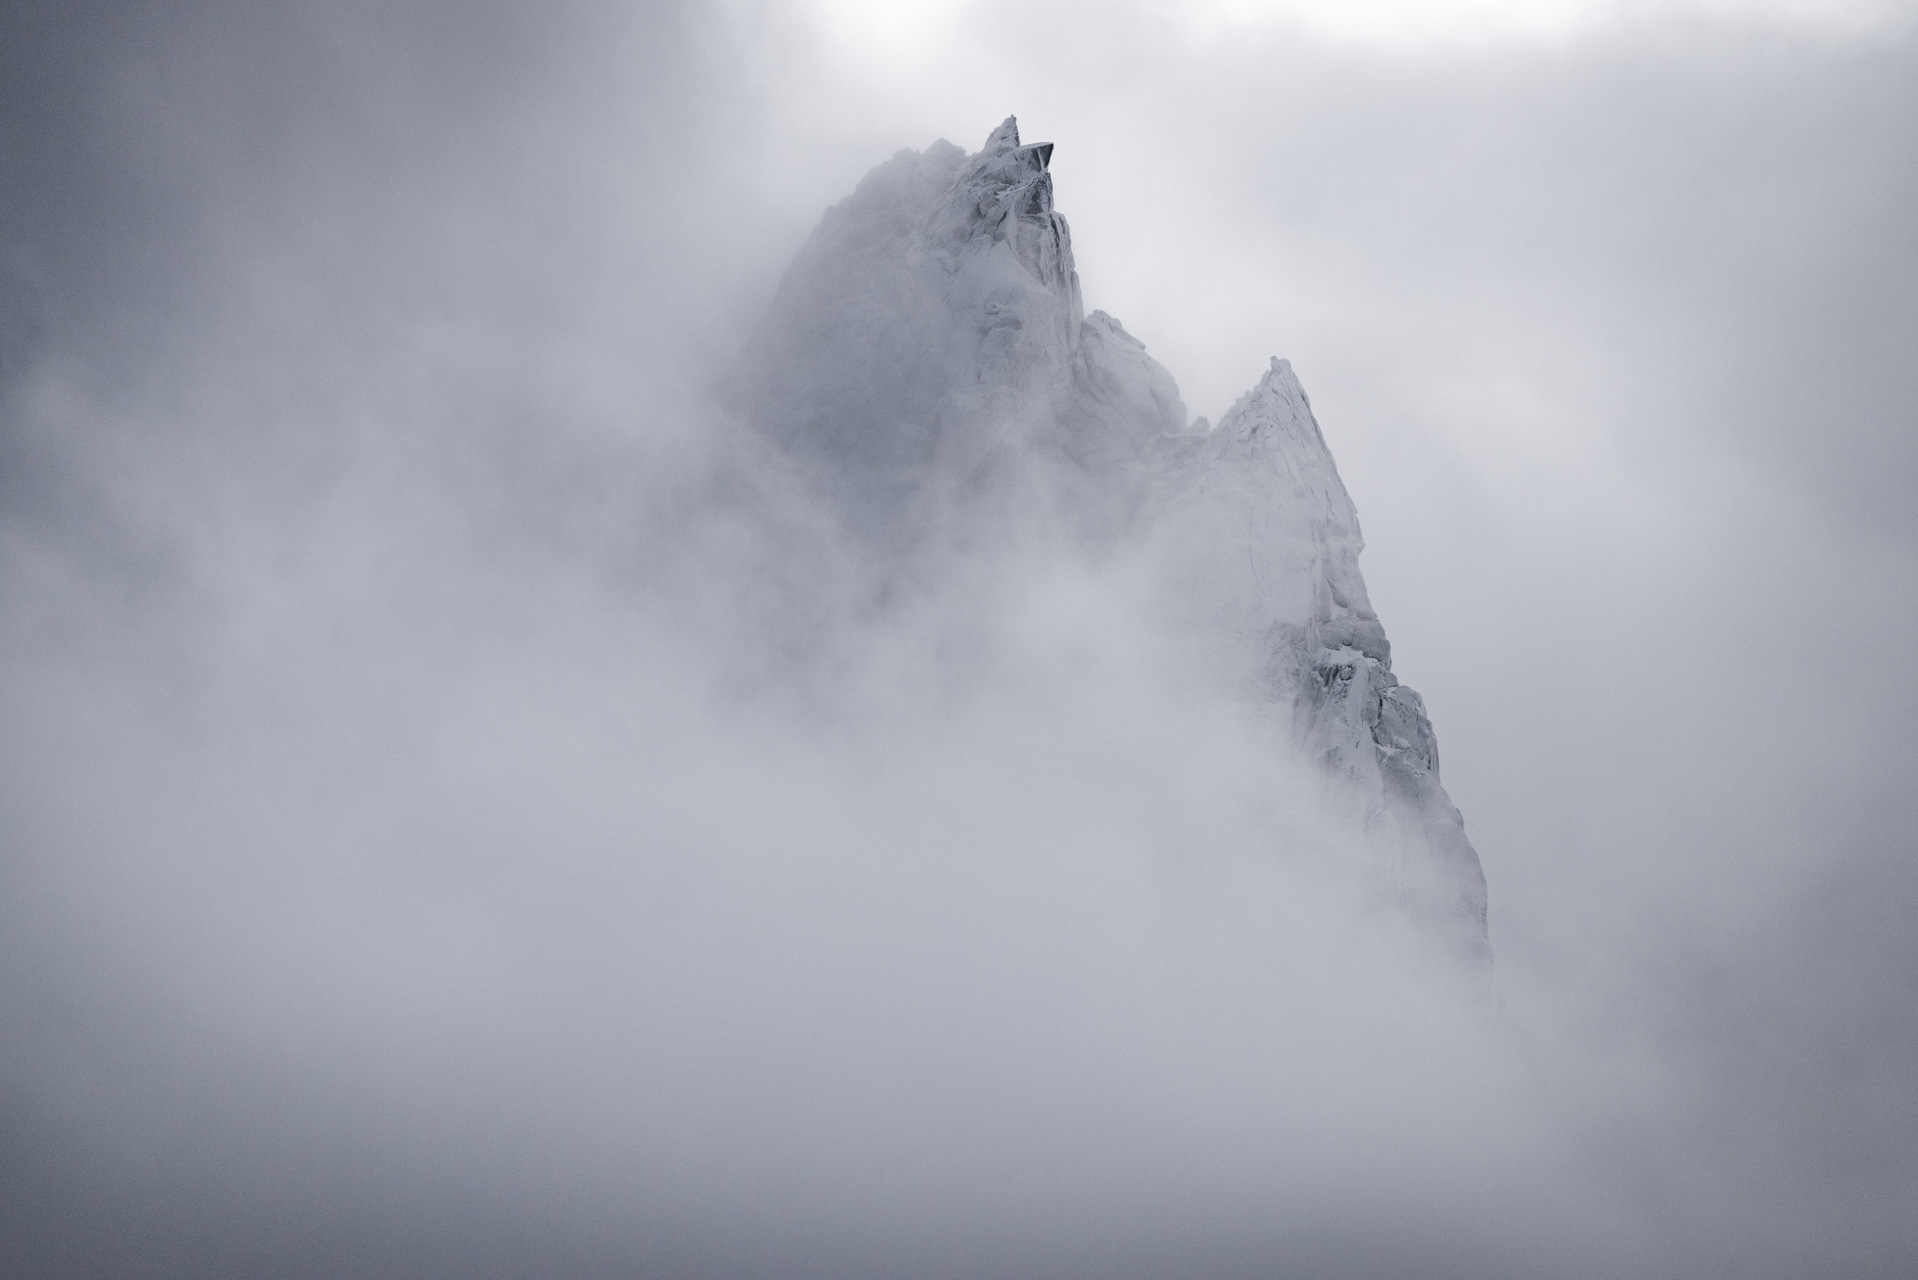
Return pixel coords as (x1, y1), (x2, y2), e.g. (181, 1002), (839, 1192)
(981, 115), (1022, 153)
(738, 121), (1489, 956)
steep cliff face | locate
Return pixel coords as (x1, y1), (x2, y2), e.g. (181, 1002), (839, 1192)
(739, 117), (1487, 955)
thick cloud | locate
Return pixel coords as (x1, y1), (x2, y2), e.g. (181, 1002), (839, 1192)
(3, 2), (1915, 1276)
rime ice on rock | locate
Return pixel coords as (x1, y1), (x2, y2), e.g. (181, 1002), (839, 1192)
(739, 117), (1489, 957)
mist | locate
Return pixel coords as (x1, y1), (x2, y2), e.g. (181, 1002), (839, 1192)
(3, 2), (1916, 1276)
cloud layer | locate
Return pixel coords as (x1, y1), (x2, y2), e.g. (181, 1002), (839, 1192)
(3, 2), (1915, 1276)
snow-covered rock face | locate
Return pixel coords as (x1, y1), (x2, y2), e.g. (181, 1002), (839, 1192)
(738, 117), (1488, 958)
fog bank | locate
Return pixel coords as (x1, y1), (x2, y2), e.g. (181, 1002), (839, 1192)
(3, 3), (1916, 1276)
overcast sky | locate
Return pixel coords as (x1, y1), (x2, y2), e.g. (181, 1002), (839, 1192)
(3, 2), (1916, 1277)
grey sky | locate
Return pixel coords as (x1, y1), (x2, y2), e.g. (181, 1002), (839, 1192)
(3, 2), (1916, 1276)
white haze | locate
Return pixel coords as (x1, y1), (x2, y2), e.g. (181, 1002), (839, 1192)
(2, 2), (1915, 1277)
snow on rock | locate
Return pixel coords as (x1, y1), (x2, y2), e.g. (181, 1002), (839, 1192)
(737, 118), (1489, 956)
